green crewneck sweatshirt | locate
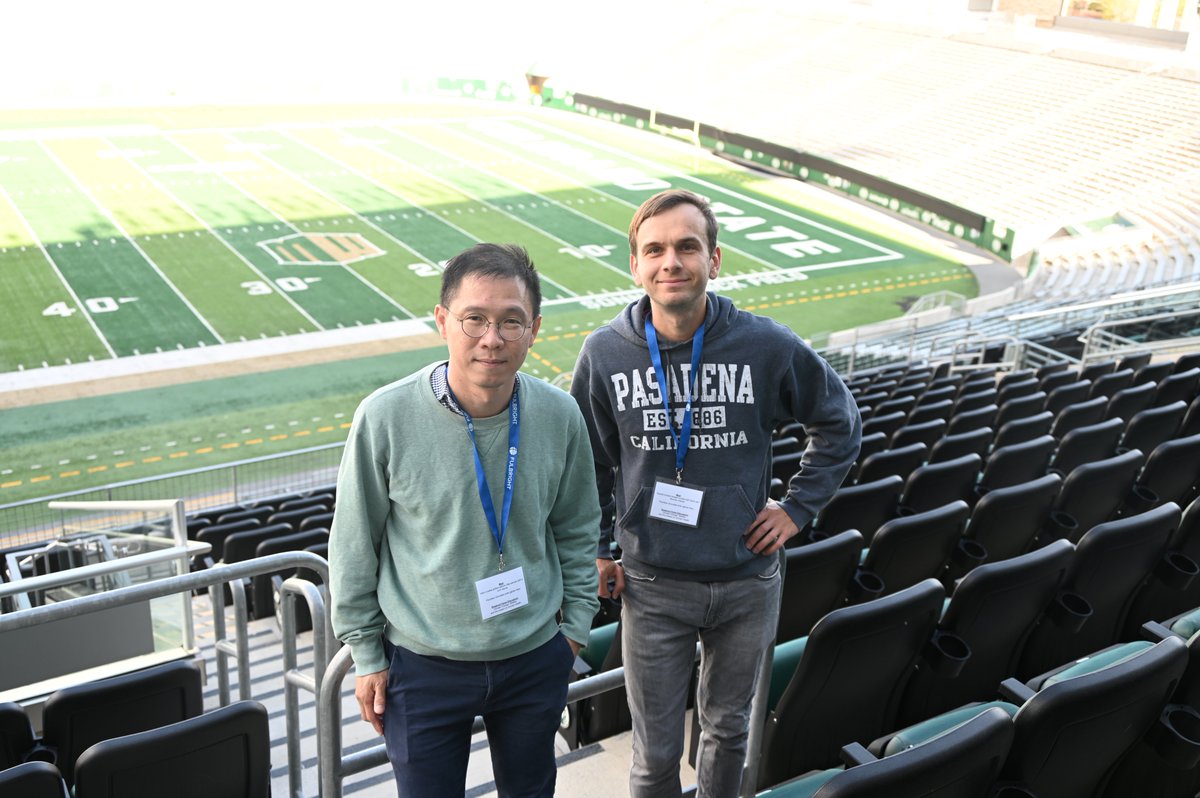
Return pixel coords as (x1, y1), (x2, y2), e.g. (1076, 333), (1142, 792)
(330, 363), (601, 675)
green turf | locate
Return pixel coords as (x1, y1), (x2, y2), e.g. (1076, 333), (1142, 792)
(0, 100), (979, 506)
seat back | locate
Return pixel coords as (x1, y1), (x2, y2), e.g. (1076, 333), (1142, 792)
(250, 529), (330, 621)
(1038, 368), (1077, 394)
(899, 454), (981, 515)
(298, 511), (335, 533)
(222, 523), (295, 564)
(995, 392), (1048, 429)
(41, 659), (203, 786)
(1117, 351), (1154, 373)
(1079, 359), (1119, 383)
(215, 506), (274, 527)
(978, 435), (1055, 494)
(195, 518), (260, 561)
(928, 427), (992, 464)
(861, 502), (970, 597)
(1007, 636), (1187, 798)
(946, 405), (998, 436)
(0, 761), (70, 798)
(758, 579), (945, 788)
(809, 707), (1014, 798)
(1052, 449), (1145, 541)
(1133, 360), (1174, 386)
(965, 473), (1062, 563)
(1184, 395), (1200, 438)
(263, 505), (329, 534)
(73, 701), (270, 798)
(778, 531), (864, 642)
(1020, 502), (1181, 679)
(890, 419), (947, 451)
(861, 411), (907, 441)
(1105, 381), (1156, 422)
(914, 386), (956, 408)
(991, 411), (1052, 450)
(1049, 417), (1124, 477)
(0, 701), (35, 770)
(953, 389), (997, 415)
(1043, 381), (1092, 416)
(1050, 397), (1107, 438)
(899, 540), (1073, 725)
(907, 398), (954, 426)
(997, 378), (1040, 405)
(1120, 401), (1186, 455)
(1155, 367), (1200, 407)
(856, 443), (928, 485)
(813, 476), (903, 542)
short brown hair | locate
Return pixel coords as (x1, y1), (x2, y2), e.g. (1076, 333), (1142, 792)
(628, 189), (719, 257)
(440, 243), (542, 317)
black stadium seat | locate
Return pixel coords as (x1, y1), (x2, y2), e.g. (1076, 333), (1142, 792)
(39, 659), (204, 787)
(812, 476), (903, 543)
(1020, 503), (1182, 679)
(898, 539), (1074, 725)
(855, 502), (969, 600)
(757, 579), (945, 790)
(777, 530), (864, 643)
(0, 761), (70, 798)
(759, 707), (1013, 798)
(73, 701), (270, 798)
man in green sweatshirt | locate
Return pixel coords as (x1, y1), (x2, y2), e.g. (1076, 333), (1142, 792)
(329, 243), (601, 797)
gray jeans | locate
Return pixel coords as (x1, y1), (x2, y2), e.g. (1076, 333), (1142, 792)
(621, 559), (783, 798)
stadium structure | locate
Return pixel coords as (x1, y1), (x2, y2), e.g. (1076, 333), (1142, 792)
(1, 1), (1199, 796)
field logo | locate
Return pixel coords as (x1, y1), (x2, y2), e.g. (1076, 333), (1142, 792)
(259, 232), (384, 266)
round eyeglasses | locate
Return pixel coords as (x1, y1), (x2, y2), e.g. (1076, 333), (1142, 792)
(448, 312), (532, 342)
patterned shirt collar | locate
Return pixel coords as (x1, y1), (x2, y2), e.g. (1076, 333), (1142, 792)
(430, 362), (519, 417)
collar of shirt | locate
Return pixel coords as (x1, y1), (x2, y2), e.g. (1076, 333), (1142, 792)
(430, 362), (519, 417)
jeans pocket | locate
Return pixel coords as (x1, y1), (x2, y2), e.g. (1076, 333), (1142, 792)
(755, 557), (782, 581)
(623, 565), (656, 583)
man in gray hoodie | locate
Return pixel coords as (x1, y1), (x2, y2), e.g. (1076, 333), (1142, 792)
(570, 189), (862, 797)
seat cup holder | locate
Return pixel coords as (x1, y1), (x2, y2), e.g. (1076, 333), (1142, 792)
(1155, 551), (1200, 591)
(1044, 510), (1079, 543)
(951, 538), (989, 571)
(923, 631), (971, 679)
(850, 569), (885, 602)
(991, 785), (1036, 797)
(1149, 704), (1200, 770)
(1047, 590), (1092, 633)
(1124, 484), (1160, 515)
(23, 745), (56, 764)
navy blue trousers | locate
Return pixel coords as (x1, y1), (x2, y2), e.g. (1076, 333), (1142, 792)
(382, 633), (574, 797)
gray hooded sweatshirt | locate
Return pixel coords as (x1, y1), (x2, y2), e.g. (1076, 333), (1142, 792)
(570, 292), (862, 582)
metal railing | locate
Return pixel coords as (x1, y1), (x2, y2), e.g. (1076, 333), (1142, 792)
(315, 637), (773, 798)
(0, 443), (343, 548)
(0, 551), (330, 798)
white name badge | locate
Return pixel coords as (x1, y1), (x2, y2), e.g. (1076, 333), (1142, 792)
(648, 479), (706, 527)
(475, 565), (529, 620)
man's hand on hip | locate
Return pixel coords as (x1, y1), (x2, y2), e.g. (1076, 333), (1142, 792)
(744, 500), (800, 555)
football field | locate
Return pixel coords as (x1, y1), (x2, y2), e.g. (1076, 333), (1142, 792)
(0, 100), (976, 502)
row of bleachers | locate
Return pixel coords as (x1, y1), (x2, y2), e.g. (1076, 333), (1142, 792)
(187, 488), (334, 623)
(566, 350), (1200, 794)
(558, 5), (1198, 313)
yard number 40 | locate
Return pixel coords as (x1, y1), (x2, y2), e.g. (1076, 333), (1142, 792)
(43, 297), (134, 316)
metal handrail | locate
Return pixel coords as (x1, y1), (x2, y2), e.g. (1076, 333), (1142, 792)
(0, 541), (211, 600)
(317, 637), (772, 798)
(0, 551), (330, 797)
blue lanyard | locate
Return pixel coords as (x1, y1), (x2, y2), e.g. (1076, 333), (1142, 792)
(447, 374), (520, 571)
(644, 317), (705, 483)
